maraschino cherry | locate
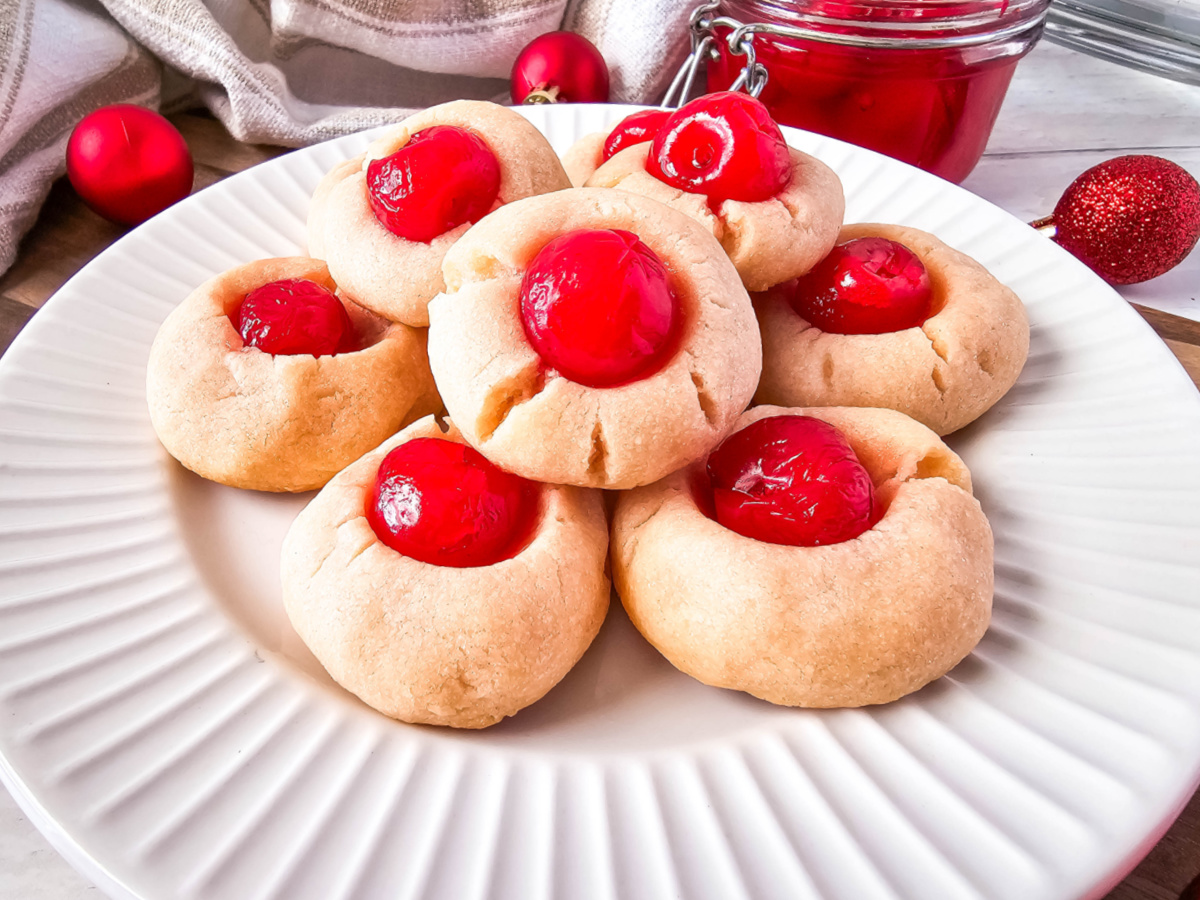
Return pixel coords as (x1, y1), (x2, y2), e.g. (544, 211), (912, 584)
(366, 125), (501, 243)
(602, 109), (671, 161)
(647, 92), (792, 205)
(368, 438), (539, 568)
(520, 229), (679, 388)
(791, 237), (933, 334)
(705, 415), (878, 547)
(235, 278), (354, 357)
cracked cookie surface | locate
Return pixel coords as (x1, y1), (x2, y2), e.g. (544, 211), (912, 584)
(611, 404), (993, 708)
(586, 144), (845, 292)
(427, 188), (763, 490)
(281, 415), (610, 728)
(146, 257), (439, 492)
(754, 223), (1030, 435)
(310, 100), (571, 327)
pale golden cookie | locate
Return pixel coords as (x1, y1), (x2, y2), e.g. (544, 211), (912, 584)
(611, 405), (993, 708)
(754, 223), (1030, 435)
(562, 131), (607, 187)
(312, 100), (571, 327)
(281, 416), (611, 729)
(146, 257), (440, 492)
(586, 143), (845, 292)
(427, 187), (763, 490)
(307, 156), (362, 260)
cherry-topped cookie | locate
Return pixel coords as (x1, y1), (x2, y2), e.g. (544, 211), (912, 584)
(755, 223), (1030, 435)
(281, 416), (610, 729)
(611, 405), (994, 708)
(147, 257), (439, 492)
(427, 188), (762, 490)
(309, 100), (570, 328)
(586, 93), (844, 292)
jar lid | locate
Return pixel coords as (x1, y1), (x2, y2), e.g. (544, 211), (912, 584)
(708, 0), (1051, 49)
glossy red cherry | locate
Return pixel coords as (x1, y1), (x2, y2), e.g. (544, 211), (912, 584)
(367, 438), (540, 568)
(706, 415), (877, 547)
(791, 237), (933, 334)
(511, 31), (610, 104)
(366, 125), (501, 243)
(234, 278), (354, 357)
(520, 229), (679, 388)
(647, 92), (792, 205)
(603, 109), (671, 161)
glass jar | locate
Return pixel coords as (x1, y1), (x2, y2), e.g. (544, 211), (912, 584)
(699, 0), (1050, 183)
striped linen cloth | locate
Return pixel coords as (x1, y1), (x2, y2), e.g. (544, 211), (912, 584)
(0, 0), (694, 275)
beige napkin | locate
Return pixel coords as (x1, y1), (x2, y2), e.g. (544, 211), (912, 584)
(0, 0), (694, 276)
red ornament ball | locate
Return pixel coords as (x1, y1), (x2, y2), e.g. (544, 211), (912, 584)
(1052, 155), (1200, 285)
(511, 31), (609, 104)
(66, 104), (193, 226)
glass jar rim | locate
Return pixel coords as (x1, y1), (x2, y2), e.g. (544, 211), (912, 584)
(709, 0), (1051, 48)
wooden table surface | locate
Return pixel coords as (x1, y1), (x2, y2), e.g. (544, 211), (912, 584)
(2, 49), (1200, 900)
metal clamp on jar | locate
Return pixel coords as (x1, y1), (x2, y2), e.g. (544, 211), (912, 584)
(666, 0), (1051, 183)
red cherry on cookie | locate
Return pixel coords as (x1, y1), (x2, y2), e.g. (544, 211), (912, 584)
(366, 125), (501, 243)
(647, 92), (792, 205)
(791, 237), (933, 334)
(706, 415), (878, 547)
(520, 228), (680, 388)
(603, 109), (671, 161)
(234, 278), (354, 357)
(368, 438), (540, 568)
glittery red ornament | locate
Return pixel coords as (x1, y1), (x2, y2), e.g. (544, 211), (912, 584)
(1045, 155), (1200, 285)
(510, 32), (610, 105)
(66, 104), (193, 226)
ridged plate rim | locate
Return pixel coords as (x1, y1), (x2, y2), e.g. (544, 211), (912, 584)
(0, 103), (1198, 900)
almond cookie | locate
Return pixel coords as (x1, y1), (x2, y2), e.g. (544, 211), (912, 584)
(147, 257), (439, 492)
(310, 100), (571, 327)
(611, 405), (993, 708)
(586, 92), (844, 292)
(281, 415), (610, 729)
(755, 223), (1030, 435)
(427, 187), (762, 490)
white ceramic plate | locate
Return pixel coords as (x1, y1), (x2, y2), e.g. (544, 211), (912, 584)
(2, 104), (1200, 900)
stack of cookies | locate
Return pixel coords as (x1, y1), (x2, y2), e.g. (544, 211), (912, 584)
(147, 94), (1029, 728)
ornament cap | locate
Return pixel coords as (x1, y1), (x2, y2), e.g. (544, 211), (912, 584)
(522, 86), (561, 105)
(1029, 214), (1056, 237)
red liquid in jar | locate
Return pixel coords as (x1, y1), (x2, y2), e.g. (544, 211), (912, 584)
(706, 4), (1037, 183)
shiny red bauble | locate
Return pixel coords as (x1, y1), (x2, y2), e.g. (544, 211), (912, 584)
(706, 415), (878, 547)
(511, 31), (610, 104)
(65, 104), (193, 225)
(647, 92), (792, 205)
(791, 237), (934, 334)
(366, 125), (501, 243)
(520, 228), (680, 388)
(603, 109), (671, 161)
(234, 279), (354, 357)
(367, 438), (540, 568)
(1049, 155), (1200, 285)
